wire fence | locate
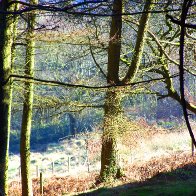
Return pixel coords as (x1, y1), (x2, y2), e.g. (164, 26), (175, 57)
(9, 126), (195, 184)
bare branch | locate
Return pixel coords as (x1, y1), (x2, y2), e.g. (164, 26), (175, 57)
(0, 0), (181, 16)
(88, 38), (108, 80)
(178, 0), (196, 147)
(166, 14), (196, 29)
(4, 74), (179, 90)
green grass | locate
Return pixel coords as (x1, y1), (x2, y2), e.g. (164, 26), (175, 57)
(81, 180), (196, 196)
(128, 181), (196, 196)
(79, 165), (196, 196)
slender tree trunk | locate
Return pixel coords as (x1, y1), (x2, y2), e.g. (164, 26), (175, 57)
(179, 0), (196, 147)
(0, 0), (15, 194)
(20, 1), (37, 195)
(68, 113), (76, 136)
(122, 0), (154, 83)
(107, 0), (122, 84)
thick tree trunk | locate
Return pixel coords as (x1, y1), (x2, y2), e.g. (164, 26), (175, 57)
(0, 0), (15, 195)
(20, 1), (37, 195)
(100, 0), (154, 182)
(100, 89), (122, 181)
(100, 0), (122, 181)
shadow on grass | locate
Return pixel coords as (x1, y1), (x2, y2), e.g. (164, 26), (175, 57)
(78, 163), (196, 196)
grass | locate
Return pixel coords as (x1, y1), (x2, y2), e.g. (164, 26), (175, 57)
(123, 181), (196, 196)
(80, 177), (196, 196)
(86, 183), (196, 196)
(78, 163), (196, 196)
(8, 120), (196, 195)
(8, 135), (98, 181)
(9, 153), (196, 195)
(9, 122), (193, 179)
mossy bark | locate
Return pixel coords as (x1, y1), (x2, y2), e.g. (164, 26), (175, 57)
(100, 0), (123, 181)
(100, 0), (154, 182)
(162, 63), (196, 114)
(100, 90), (122, 181)
(20, 1), (37, 195)
(123, 0), (154, 83)
(0, 0), (15, 195)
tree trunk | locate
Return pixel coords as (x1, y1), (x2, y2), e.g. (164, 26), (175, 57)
(100, 89), (122, 181)
(100, 0), (154, 182)
(107, 0), (122, 84)
(20, 1), (37, 195)
(122, 0), (154, 83)
(0, 0), (15, 194)
(100, 0), (122, 181)
(68, 113), (76, 136)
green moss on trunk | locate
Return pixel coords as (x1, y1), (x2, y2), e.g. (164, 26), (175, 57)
(100, 90), (123, 181)
(123, 0), (154, 83)
(0, 0), (15, 195)
(100, 0), (154, 182)
(20, 1), (37, 195)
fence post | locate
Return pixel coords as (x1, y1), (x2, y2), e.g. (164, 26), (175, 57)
(40, 172), (43, 196)
(18, 167), (21, 179)
(36, 165), (39, 178)
(192, 140), (194, 156)
(51, 161), (54, 174)
(67, 156), (70, 172)
(86, 151), (90, 173)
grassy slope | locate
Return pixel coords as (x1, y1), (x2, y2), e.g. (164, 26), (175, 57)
(85, 180), (196, 196)
(79, 165), (196, 196)
(9, 122), (196, 195)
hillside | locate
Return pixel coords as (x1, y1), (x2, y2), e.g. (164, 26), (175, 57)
(8, 121), (196, 195)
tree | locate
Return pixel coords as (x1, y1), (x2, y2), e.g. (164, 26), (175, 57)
(100, 0), (154, 181)
(178, 0), (196, 148)
(2, 0), (195, 190)
(20, 0), (38, 195)
(0, 0), (16, 194)
(171, 0), (196, 149)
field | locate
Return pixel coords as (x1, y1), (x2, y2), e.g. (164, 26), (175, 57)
(8, 120), (196, 195)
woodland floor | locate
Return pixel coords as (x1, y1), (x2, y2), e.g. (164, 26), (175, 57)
(9, 151), (196, 196)
(9, 120), (196, 195)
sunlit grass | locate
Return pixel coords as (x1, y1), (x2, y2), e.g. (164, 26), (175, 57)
(9, 121), (195, 181)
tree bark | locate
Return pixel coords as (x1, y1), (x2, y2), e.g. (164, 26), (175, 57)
(100, 89), (122, 181)
(100, 0), (154, 181)
(0, 0), (15, 194)
(178, 0), (196, 147)
(158, 63), (196, 114)
(100, 0), (123, 181)
(107, 0), (122, 84)
(20, 1), (37, 195)
(122, 0), (154, 83)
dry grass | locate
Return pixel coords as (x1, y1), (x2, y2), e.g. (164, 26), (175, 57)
(8, 120), (196, 195)
(9, 152), (196, 196)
